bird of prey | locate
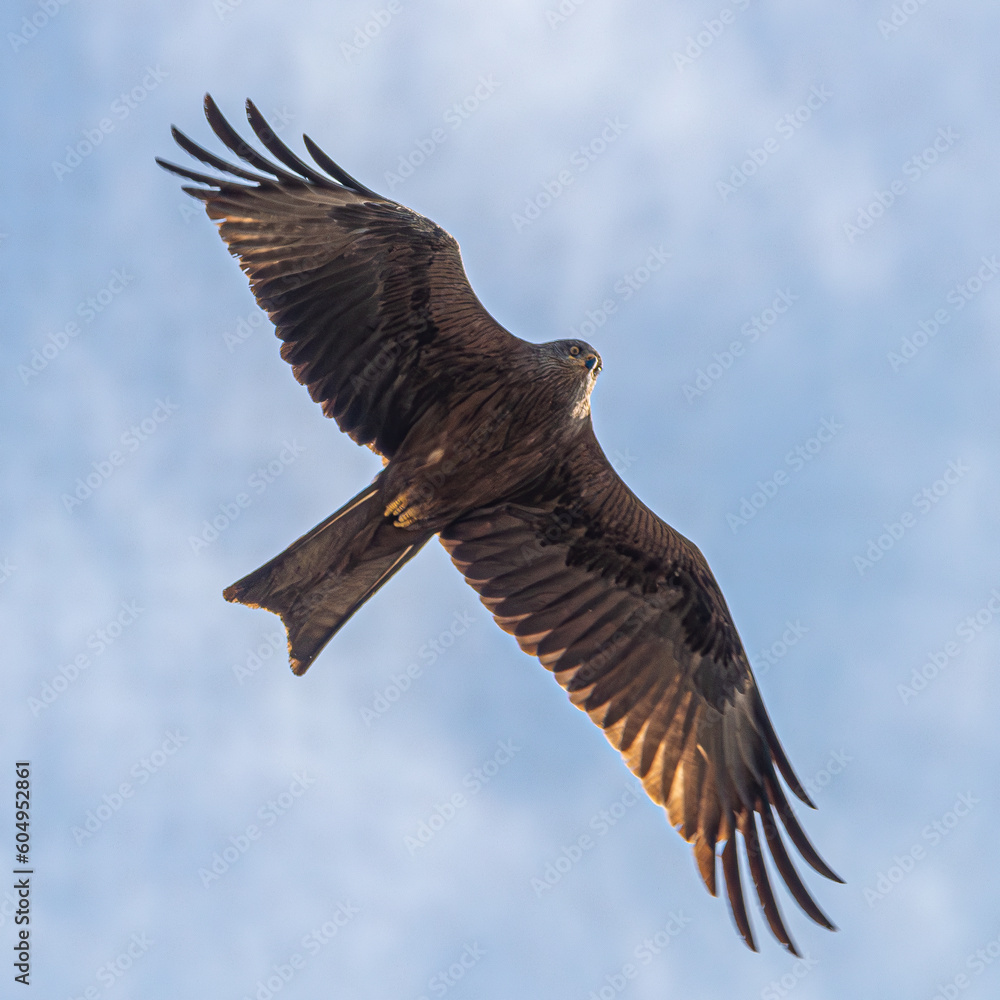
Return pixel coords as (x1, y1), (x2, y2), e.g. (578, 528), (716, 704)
(158, 96), (841, 955)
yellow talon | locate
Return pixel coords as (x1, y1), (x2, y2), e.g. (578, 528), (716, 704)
(384, 494), (408, 517)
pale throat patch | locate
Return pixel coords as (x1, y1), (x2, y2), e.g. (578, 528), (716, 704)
(571, 396), (591, 419)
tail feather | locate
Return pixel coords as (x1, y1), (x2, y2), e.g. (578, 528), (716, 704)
(224, 480), (432, 674)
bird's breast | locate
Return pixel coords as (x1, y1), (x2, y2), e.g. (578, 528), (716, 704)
(381, 382), (586, 528)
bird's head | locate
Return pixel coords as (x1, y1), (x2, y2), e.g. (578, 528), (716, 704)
(546, 339), (603, 380)
(541, 339), (602, 419)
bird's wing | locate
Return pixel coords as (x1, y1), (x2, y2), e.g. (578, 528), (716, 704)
(157, 95), (523, 458)
(439, 424), (841, 955)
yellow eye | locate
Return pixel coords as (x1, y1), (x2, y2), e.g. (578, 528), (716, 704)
(569, 345), (580, 357)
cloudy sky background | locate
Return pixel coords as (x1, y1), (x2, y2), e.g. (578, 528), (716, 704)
(3, 1), (1000, 997)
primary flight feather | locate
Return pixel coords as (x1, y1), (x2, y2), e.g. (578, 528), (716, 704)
(157, 95), (841, 954)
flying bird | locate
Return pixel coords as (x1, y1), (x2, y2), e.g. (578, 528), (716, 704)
(158, 96), (841, 955)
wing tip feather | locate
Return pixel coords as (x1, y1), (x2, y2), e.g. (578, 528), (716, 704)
(721, 835), (758, 953)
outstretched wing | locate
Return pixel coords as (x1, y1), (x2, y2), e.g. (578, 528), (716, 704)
(439, 423), (841, 955)
(157, 95), (523, 458)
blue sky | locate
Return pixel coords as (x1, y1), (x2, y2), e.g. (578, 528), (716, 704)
(3, 1), (1000, 997)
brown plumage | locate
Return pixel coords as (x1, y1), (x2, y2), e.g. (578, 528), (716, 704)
(158, 95), (842, 954)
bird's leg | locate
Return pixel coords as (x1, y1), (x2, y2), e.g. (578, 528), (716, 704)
(384, 492), (423, 527)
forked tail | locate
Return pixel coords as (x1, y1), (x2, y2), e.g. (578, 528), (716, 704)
(224, 479), (432, 674)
